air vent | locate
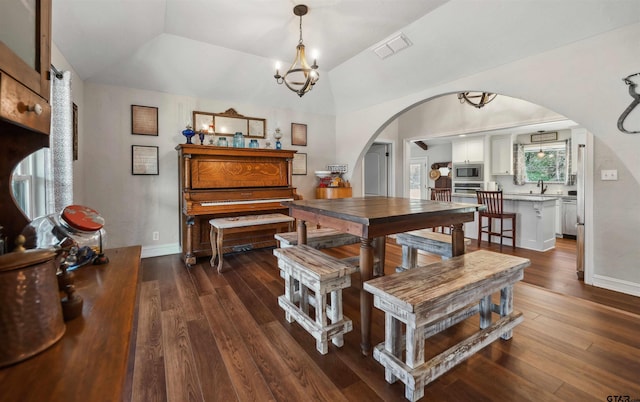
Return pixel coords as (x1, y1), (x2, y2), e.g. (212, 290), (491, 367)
(372, 33), (412, 59)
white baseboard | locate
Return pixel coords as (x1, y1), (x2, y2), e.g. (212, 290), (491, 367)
(141, 243), (181, 259)
(592, 274), (640, 297)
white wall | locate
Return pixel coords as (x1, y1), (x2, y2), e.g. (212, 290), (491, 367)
(336, 23), (640, 296)
(80, 82), (335, 255)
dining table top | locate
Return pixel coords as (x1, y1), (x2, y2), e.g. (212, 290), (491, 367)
(283, 196), (483, 235)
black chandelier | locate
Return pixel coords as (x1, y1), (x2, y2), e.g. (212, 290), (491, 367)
(274, 4), (319, 97)
(458, 92), (497, 109)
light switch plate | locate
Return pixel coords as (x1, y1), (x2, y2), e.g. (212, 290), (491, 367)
(601, 169), (618, 181)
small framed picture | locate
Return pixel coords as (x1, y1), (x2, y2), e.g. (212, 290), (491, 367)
(292, 152), (307, 175)
(291, 122), (307, 146)
(132, 145), (159, 175)
(132, 105), (158, 136)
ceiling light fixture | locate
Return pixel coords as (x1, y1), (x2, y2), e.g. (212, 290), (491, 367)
(274, 4), (319, 97)
(458, 92), (497, 109)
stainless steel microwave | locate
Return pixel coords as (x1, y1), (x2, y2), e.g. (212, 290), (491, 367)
(453, 163), (483, 181)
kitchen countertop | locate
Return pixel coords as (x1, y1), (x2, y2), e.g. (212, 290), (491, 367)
(453, 192), (575, 202)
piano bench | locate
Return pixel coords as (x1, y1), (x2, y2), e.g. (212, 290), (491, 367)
(274, 228), (360, 249)
(209, 213), (294, 273)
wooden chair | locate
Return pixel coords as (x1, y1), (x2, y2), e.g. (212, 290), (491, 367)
(430, 187), (451, 201)
(430, 188), (452, 233)
(476, 190), (516, 249)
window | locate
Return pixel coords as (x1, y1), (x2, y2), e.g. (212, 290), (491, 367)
(11, 149), (50, 219)
(524, 141), (566, 183)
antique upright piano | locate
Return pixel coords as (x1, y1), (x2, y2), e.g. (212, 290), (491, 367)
(176, 144), (299, 267)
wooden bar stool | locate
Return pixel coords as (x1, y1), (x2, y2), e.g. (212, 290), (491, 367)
(476, 190), (516, 249)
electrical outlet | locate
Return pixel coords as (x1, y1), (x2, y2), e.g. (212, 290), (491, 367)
(152, 231), (159, 241)
(600, 169), (618, 181)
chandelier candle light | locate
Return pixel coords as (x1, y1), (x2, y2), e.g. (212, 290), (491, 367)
(274, 4), (319, 97)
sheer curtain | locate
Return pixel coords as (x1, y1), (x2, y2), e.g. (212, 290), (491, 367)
(48, 70), (73, 213)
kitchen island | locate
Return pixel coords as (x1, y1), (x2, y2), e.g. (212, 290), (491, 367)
(452, 192), (559, 251)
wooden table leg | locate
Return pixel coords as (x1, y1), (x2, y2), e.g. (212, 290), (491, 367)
(297, 219), (307, 245)
(373, 236), (386, 277)
(451, 222), (465, 257)
(360, 237), (374, 356)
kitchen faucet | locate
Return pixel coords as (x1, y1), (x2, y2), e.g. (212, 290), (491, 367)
(537, 179), (548, 194)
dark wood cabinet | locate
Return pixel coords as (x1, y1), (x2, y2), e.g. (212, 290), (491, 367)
(0, 0), (52, 246)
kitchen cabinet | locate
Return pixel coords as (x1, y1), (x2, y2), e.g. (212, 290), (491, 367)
(0, 0), (52, 244)
(490, 134), (513, 175)
(453, 193), (557, 251)
(1, 0), (52, 133)
(452, 137), (484, 163)
(562, 198), (577, 237)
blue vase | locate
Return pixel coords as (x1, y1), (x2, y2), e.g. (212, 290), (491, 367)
(233, 132), (245, 148)
(182, 126), (195, 144)
(275, 140), (282, 150)
(217, 137), (228, 147)
(249, 139), (259, 148)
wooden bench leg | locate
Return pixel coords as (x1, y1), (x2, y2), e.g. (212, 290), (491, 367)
(282, 271), (295, 323)
(315, 289), (328, 354)
(216, 228), (225, 273)
(209, 225), (218, 267)
(479, 294), (492, 329)
(398, 245), (418, 272)
(500, 285), (514, 339)
(384, 313), (402, 384)
(330, 290), (344, 347)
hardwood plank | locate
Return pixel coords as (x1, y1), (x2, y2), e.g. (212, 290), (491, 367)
(185, 319), (238, 402)
(132, 281), (167, 402)
(261, 321), (351, 401)
(161, 308), (205, 402)
(200, 292), (275, 401)
(172, 259), (205, 321)
(215, 285), (330, 401)
(188, 264), (216, 296)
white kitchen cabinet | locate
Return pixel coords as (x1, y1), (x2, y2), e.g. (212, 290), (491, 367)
(490, 134), (513, 175)
(452, 137), (484, 163)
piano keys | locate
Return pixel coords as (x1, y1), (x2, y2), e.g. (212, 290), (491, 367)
(176, 144), (299, 267)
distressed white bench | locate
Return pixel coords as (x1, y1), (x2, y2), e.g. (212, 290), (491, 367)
(364, 250), (530, 401)
(274, 227), (360, 249)
(395, 229), (471, 272)
(273, 244), (358, 355)
(209, 213), (294, 273)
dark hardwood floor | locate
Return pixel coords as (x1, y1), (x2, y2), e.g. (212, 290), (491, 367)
(132, 238), (640, 401)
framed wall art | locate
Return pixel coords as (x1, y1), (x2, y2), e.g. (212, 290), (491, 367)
(292, 152), (307, 175)
(132, 145), (159, 175)
(291, 122), (307, 146)
(131, 105), (158, 136)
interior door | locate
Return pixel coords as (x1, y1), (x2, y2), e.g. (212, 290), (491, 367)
(409, 157), (428, 199)
(364, 143), (389, 196)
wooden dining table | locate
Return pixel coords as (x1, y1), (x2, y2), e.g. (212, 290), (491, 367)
(282, 196), (484, 356)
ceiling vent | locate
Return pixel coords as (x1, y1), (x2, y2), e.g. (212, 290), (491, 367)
(372, 33), (412, 59)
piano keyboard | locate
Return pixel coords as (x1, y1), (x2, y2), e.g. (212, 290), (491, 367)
(201, 198), (294, 207)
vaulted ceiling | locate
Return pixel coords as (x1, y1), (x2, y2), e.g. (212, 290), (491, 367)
(52, 0), (640, 115)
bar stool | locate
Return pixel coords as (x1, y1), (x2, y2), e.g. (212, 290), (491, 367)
(476, 190), (516, 249)
(430, 188), (452, 233)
